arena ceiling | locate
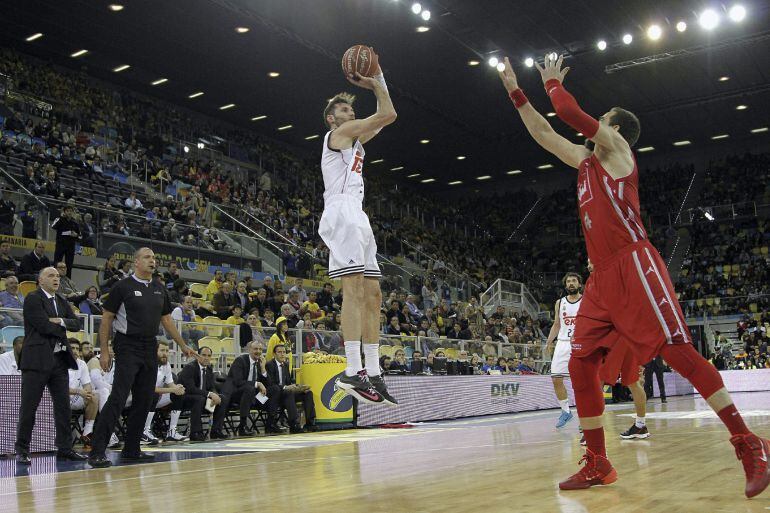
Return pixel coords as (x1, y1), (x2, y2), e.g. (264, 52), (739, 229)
(1, 0), (769, 190)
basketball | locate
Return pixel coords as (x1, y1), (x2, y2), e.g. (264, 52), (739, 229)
(341, 44), (379, 78)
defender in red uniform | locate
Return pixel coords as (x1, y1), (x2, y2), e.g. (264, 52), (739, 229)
(497, 54), (769, 498)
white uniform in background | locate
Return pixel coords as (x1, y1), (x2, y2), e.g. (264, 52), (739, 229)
(319, 132), (380, 279)
(550, 296), (582, 377)
(155, 362), (174, 408)
(69, 358), (92, 410)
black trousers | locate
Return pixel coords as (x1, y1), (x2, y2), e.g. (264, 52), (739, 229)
(277, 389), (316, 426)
(91, 347), (157, 457)
(644, 361), (666, 400)
(54, 240), (76, 278)
(15, 353), (72, 454)
(149, 393), (205, 434)
(226, 382), (256, 425)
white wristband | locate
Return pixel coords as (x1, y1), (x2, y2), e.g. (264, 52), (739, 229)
(374, 73), (388, 93)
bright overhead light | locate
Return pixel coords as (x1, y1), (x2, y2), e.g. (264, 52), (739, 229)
(304, 134), (319, 140)
(547, 52), (558, 61)
(488, 56), (499, 67)
(476, 175), (492, 181)
(421, 10), (431, 21)
(699, 9), (720, 30)
(546, 112), (556, 117)
(371, 159), (384, 164)
(420, 139), (430, 144)
(637, 146), (655, 152)
(676, 21), (688, 32)
(704, 211), (714, 221)
(456, 156), (466, 160)
(622, 34), (633, 45)
(711, 134), (729, 140)
(219, 103), (235, 110)
(524, 57), (534, 68)
(468, 60), (480, 66)
(496, 62), (506, 72)
(416, 26), (430, 32)
(108, 4), (124, 11)
(151, 78), (168, 85)
(411, 3), (422, 15)
(112, 64), (130, 72)
(597, 40), (607, 51)
(277, 124), (293, 131)
(407, 173), (420, 177)
(576, 132), (583, 137)
(251, 115), (267, 121)
(420, 178), (435, 183)
(718, 76), (730, 82)
(25, 33), (43, 42)
(235, 27), (250, 33)
(70, 49), (89, 58)
(268, 72), (280, 78)
(751, 127), (768, 133)
(448, 181), (463, 185)
(188, 91), (204, 98)
(736, 104), (748, 110)
(196, 142), (205, 149)
(673, 140), (691, 146)
(507, 170), (522, 175)
(729, 5), (747, 23)
(537, 164), (553, 169)
(647, 24), (663, 40)
(390, 166), (404, 171)
(183, 145), (190, 153)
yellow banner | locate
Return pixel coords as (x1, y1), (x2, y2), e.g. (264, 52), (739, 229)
(0, 235), (96, 257)
(297, 363), (353, 423)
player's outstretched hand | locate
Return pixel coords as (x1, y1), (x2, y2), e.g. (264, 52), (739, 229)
(535, 53), (570, 86)
(497, 57), (519, 93)
(346, 71), (377, 90)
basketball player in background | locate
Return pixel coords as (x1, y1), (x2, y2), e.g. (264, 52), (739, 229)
(320, 50), (397, 406)
(545, 272), (583, 428)
(498, 54), (769, 497)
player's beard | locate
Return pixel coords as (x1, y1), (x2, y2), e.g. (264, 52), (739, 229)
(584, 138), (595, 151)
(566, 285), (578, 295)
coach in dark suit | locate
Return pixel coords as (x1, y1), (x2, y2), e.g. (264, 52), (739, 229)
(223, 341), (275, 436)
(266, 344), (316, 434)
(177, 346), (227, 440)
(15, 266), (87, 463)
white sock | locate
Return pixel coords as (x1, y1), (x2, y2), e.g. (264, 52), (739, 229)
(559, 399), (570, 413)
(635, 416), (646, 428)
(144, 411), (155, 432)
(83, 419), (95, 436)
(344, 341), (362, 377)
(169, 410), (181, 432)
(363, 343), (381, 377)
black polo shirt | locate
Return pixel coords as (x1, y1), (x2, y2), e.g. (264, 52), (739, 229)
(104, 274), (172, 340)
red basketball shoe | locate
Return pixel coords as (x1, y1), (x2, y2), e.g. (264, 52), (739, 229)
(730, 433), (770, 498)
(559, 449), (618, 490)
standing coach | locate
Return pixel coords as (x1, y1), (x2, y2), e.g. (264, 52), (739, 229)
(16, 266), (88, 464)
(88, 248), (199, 468)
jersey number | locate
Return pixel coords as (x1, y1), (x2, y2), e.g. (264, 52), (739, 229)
(351, 153), (363, 174)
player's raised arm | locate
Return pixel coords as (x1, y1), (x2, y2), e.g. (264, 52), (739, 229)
(498, 57), (588, 170)
(536, 53), (626, 153)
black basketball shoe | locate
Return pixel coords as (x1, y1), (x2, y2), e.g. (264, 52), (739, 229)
(620, 423), (650, 439)
(335, 371), (385, 405)
(368, 375), (398, 406)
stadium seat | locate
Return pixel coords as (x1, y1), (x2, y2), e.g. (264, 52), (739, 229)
(190, 282), (207, 299)
(201, 316), (223, 337)
(67, 331), (85, 342)
(198, 336), (228, 354)
(2, 326), (24, 346)
(379, 345), (394, 357)
(19, 281), (37, 297)
(219, 337), (237, 353)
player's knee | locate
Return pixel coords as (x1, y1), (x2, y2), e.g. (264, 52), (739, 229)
(660, 344), (697, 379)
(568, 352), (601, 393)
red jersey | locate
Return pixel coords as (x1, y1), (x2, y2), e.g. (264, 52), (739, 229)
(576, 153), (647, 266)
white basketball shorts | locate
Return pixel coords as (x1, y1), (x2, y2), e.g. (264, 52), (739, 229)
(550, 339), (572, 377)
(318, 194), (380, 279)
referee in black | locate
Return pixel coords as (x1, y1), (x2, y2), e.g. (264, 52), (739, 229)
(88, 247), (199, 468)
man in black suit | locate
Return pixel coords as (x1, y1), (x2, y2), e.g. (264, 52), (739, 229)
(177, 345), (227, 440)
(222, 341), (274, 436)
(51, 205), (81, 278)
(266, 344), (316, 433)
(212, 281), (237, 320)
(15, 266), (87, 464)
(644, 355), (667, 403)
(18, 241), (51, 282)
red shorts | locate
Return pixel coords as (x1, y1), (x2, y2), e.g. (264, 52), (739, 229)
(599, 339), (642, 386)
(572, 240), (690, 365)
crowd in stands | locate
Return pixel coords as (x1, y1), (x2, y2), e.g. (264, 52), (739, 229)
(711, 313), (770, 370)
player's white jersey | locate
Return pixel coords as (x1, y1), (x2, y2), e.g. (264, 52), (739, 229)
(321, 131), (365, 205)
(557, 295), (582, 342)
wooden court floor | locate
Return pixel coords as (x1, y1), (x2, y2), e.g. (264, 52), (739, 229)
(3, 391), (770, 513)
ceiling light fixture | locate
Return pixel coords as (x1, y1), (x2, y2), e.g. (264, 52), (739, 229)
(507, 170), (522, 175)
(108, 4), (124, 11)
(25, 33), (43, 42)
(304, 134), (319, 140)
(751, 127), (768, 133)
(699, 9), (720, 30)
(112, 64), (130, 72)
(370, 159), (384, 164)
(420, 178), (435, 183)
(407, 173), (420, 177)
(496, 62), (506, 72)
(448, 181), (463, 185)
(711, 134), (729, 140)
(736, 104), (748, 110)
(251, 115), (267, 121)
(622, 34), (633, 45)
(676, 21), (688, 32)
(673, 140), (691, 146)
(235, 27), (250, 33)
(70, 49), (89, 58)
(476, 175), (492, 181)
(188, 91), (204, 98)
(488, 56), (499, 67)
(456, 156), (466, 160)
(277, 125), (293, 131)
(268, 72), (280, 78)
(548, 52), (558, 61)
(411, 3), (422, 15)
(597, 40), (607, 51)
(468, 60), (480, 66)
(576, 132), (583, 137)
(729, 5), (747, 23)
(637, 146), (655, 152)
(390, 166), (404, 171)
(718, 76), (730, 82)
(420, 139), (430, 144)
(547, 112), (556, 117)
(219, 104), (235, 110)
(537, 164), (553, 169)
(647, 24), (663, 40)
(151, 78), (168, 85)
(416, 26), (430, 33)
(421, 10), (431, 21)
(524, 57), (534, 68)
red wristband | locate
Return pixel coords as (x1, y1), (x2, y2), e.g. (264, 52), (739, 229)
(509, 89), (528, 109)
(545, 79), (562, 96)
